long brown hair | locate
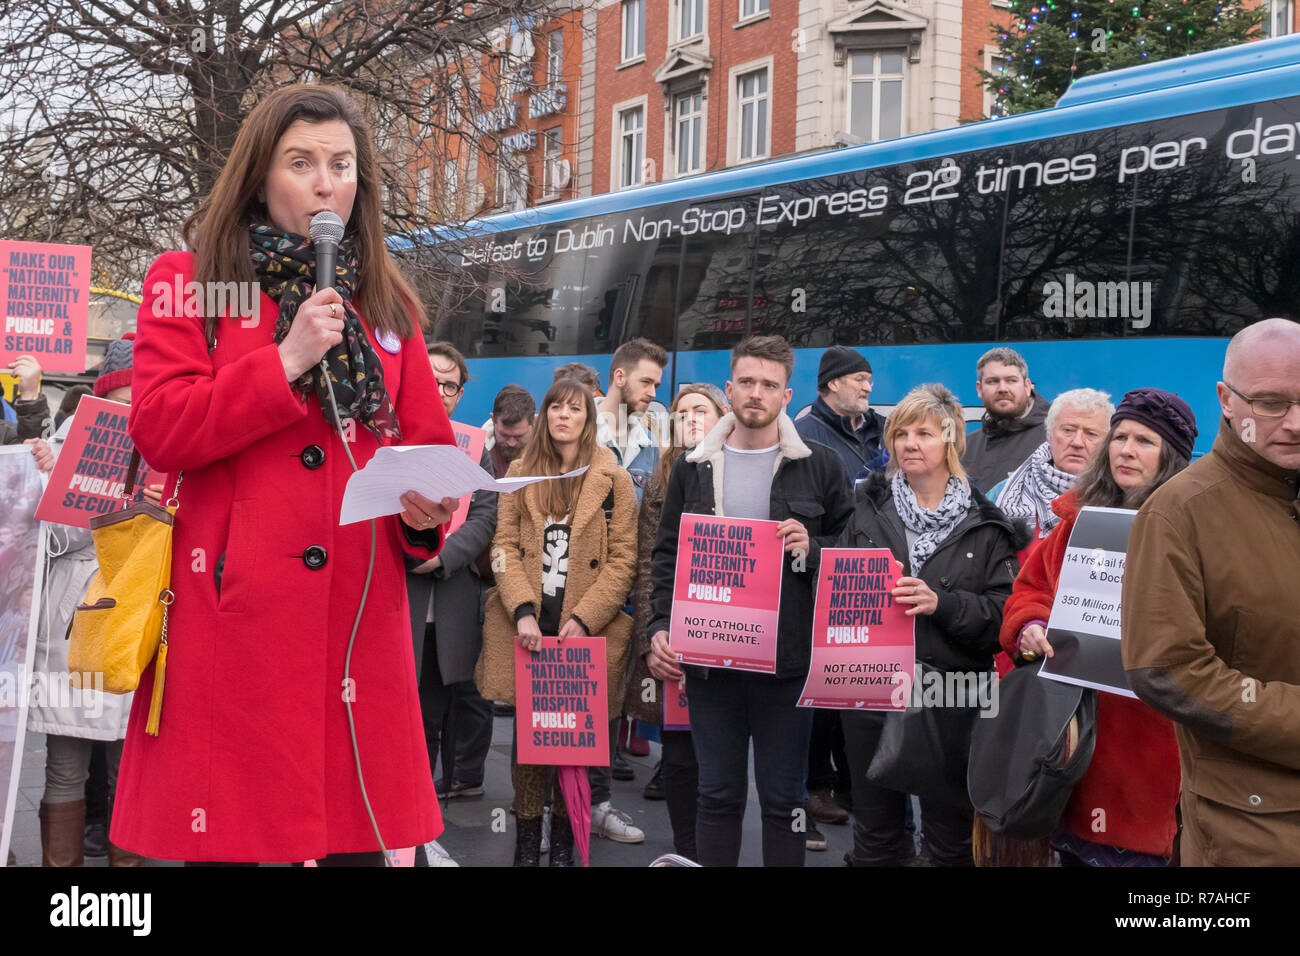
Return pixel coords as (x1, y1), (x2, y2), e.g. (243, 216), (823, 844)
(184, 84), (425, 342)
(653, 383), (728, 490)
(1074, 422), (1190, 509)
(518, 378), (599, 519)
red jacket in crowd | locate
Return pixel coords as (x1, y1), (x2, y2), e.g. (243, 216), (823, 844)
(998, 490), (1180, 859)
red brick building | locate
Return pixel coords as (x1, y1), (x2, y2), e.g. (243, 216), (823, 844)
(589, 0), (799, 193)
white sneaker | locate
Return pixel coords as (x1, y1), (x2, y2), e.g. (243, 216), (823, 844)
(591, 801), (645, 844)
(541, 807), (551, 854)
(422, 840), (460, 867)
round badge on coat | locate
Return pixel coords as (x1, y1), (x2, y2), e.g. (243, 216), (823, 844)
(376, 329), (402, 354)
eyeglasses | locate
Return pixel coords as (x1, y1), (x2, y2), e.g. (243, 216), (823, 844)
(437, 380), (463, 398)
(1225, 382), (1300, 419)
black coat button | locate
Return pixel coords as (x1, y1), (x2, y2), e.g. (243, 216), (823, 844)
(590, 558), (599, 568)
(301, 445), (325, 469)
(302, 545), (327, 569)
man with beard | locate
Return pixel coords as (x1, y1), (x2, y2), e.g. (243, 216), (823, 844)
(961, 347), (1050, 493)
(647, 336), (853, 866)
(489, 385), (536, 479)
(796, 346), (887, 480)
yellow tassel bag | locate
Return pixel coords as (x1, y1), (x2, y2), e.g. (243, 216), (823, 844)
(68, 450), (181, 736)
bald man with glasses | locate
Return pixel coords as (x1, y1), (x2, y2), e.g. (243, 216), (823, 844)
(1123, 317), (1300, 866)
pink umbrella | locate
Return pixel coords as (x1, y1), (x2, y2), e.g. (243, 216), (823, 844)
(556, 766), (591, 866)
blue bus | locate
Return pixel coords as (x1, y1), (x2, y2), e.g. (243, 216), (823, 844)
(400, 35), (1300, 455)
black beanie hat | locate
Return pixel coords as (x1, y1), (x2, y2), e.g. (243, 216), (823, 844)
(818, 346), (872, 389)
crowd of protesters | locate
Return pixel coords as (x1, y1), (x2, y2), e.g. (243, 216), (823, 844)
(13, 315), (1300, 869)
(8, 79), (1298, 871)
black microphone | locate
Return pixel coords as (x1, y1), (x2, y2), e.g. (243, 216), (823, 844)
(309, 210), (346, 291)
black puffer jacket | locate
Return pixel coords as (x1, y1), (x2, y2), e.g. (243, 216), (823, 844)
(837, 470), (1023, 673)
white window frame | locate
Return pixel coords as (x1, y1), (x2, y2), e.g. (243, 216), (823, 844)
(446, 76), (462, 129)
(1267, 0), (1294, 36)
(673, 91), (705, 177)
(416, 166), (431, 213)
(729, 59), (772, 164)
(494, 154), (527, 211)
(542, 126), (563, 197)
(676, 0), (706, 43)
(613, 98), (647, 189)
(622, 0), (646, 62)
(846, 49), (906, 143)
(983, 47), (1006, 119)
(739, 0), (769, 21)
(546, 30), (564, 86)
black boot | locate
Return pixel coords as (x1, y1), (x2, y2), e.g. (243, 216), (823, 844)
(548, 813), (576, 867)
(514, 817), (542, 867)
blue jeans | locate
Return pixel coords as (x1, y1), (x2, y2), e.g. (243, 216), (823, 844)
(686, 669), (813, 867)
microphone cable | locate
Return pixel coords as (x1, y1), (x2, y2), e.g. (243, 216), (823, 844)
(322, 367), (389, 863)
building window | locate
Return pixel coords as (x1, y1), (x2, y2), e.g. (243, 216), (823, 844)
(675, 92), (704, 175)
(678, 0), (704, 41)
(495, 155), (526, 210)
(736, 68), (769, 161)
(847, 50), (904, 143)
(446, 76), (462, 128)
(546, 30), (564, 85)
(984, 50), (1006, 118)
(444, 159), (460, 197)
(1267, 0), (1293, 35)
(622, 0), (645, 60)
(542, 127), (563, 195)
(416, 166), (431, 213)
(740, 0), (769, 18)
(618, 105), (645, 187)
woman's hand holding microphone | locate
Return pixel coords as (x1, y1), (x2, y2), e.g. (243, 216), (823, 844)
(277, 287), (345, 381)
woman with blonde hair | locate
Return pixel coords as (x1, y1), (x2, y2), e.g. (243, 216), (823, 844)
(478, 378), (638, 866)
(836, 384), (1021, 866)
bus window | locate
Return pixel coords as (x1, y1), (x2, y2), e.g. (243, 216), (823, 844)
(997, 127), (1134, 341)
(674, 194), (760, 352)
(1128, 99), (1300, 336)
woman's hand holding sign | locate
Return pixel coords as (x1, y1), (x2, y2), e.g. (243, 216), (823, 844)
(892, 576), (938, 617)
(1017, 623), (1053, 660)
(647, 630), (683, 682)
(517, 614), (543, 652)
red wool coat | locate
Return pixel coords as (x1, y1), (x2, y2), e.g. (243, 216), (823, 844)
(998, 490), (1181, 859)
(110, 251), (452, 862)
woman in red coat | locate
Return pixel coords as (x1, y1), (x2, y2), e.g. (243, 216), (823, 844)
(1000, 388), (1197, 865)
(111, 85), (458, 864)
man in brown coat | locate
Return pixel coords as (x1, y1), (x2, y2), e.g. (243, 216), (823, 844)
(1123, 317), (1300, 866)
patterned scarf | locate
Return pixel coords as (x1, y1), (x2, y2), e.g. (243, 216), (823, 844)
(996, 441), (1075, 539)
(891, 471), (972, 574)
(249, 225), (401, 441)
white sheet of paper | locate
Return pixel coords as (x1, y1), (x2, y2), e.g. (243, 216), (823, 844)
(339, 444), (587, 525)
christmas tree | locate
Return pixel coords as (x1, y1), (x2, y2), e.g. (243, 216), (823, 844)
(982, 0), (1266, 116)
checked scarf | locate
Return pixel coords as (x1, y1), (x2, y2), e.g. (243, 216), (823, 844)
(891, 471), (972, 574)
(249, 225), (401, 441)
(995, 441), (1074, 539)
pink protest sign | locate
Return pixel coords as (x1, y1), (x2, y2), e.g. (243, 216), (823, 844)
(446, 421), (487, 535)
(668, 513), (783, 673)
(663, 676), (690, 731)
(515, 637), (608, 766)
(799, 548), (914, 711)
(35, 396), (172, 529)
(0, 240), (90, 372)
